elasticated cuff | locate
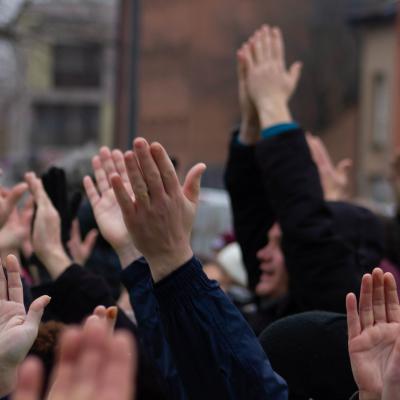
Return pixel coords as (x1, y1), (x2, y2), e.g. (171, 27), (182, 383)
(261, 122), (300, 139)
(229, 131), (258, 162)
(121, 257), (152, 290)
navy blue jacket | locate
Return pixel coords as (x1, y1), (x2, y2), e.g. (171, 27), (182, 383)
(122, 257), (288, 400)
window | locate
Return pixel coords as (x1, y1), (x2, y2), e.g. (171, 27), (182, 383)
(371, 72), (390, 148)
(53, 44), (102, 88)
(370, 175), (392, 204)
(32, 103), (99, 147)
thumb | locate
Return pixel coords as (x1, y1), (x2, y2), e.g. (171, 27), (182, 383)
(110, 174), (136, 220)
(83, 229), (98, 251)
(237, 51), (247, 81)
(26, 295), (51, 329)
(106, 306), (118, 333)
(7, 183), (28, 210)
(183, 163), (206, 203)
(336, 158), (353, 176)
(24, 173), (48, 206)
(289, 61), (303, 87)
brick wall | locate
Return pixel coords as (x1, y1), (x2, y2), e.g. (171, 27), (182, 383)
(136, 0), (359, 187)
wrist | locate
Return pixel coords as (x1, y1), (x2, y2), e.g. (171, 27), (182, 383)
(147, 247), (194, 283)
(39, 247), (72, 279)
(359, 391), (381, 400)
(257, 100), (292, 130)
(115, 244), (142, 269)
(0, 364), (17, 397)
(238, 120), (260, 145)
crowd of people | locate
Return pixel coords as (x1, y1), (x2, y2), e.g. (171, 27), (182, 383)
(0, 23), (400, 400)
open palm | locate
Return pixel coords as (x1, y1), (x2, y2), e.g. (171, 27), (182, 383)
(84, 148), (134, 252)
(347, 268), (400, 398)
(0, 255), (49, 396)
(0, 183), (27, 229)
(0, 301), (34, 366)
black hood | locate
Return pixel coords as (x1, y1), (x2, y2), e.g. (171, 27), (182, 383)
(328, 201), (384, 272)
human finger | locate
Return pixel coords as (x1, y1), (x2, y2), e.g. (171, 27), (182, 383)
(359, 274), (374, 329)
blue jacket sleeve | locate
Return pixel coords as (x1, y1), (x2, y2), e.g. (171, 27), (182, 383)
(154, 256), (288, 400)
(121, 259), (187, 400)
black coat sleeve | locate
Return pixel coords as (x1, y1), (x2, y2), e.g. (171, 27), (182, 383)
(224, 134), (275, 290)
(254, 129), (363, 313)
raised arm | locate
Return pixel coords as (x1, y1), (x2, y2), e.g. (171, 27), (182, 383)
(306, 133), (352, 201)
(241, 25), (365, 312)
(224, 42), (276, 290)
(111, 138), (288, 399)
(84, 146), (187, 399)
(26, 172), (134, 330)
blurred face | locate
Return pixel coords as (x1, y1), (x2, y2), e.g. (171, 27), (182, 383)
(255, 223), (288, 298)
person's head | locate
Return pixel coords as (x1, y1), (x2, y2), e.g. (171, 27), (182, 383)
(255, 223), (288, 298)
(203, 262), (232, 292)
(259, 312), (357, 400)
(204, 242), (248, 292)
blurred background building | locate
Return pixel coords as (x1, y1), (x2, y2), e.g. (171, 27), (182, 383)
(1, 0), (117, 176)
(350, 0), (399, 205)
(0, 0), (399, 208)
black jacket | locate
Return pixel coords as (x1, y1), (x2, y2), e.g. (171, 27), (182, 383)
(225, 127), (383, 325)
(31, 264), (133, 328)
(30, 264), (168, 400)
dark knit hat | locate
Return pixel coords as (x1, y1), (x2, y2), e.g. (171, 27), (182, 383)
(259, 311), (357, 400)
(329, 201), (383, 272)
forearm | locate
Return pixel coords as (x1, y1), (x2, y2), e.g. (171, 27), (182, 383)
(36, 247), (72, 280)
(254, 127), (364, 311)
(154, 257), (288, 400)
(121, 259), (187, 399)
(224, 132), (275, 290)
(239, 120), (260, 145)
(359, 393), (380, 400)
(255, 127), (330, 240)
(257, 99), (292, 130)
(0, 365), (17, 397)
(115, 243), (142, 269)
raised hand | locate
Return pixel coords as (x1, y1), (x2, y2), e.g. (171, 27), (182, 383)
(0, 182), (28, 229)
(0, 209), (28, 257)
(83, 147), (141, 268)
(93, 305), (118, 334)
(347, 268), (400, 400)
(67, 219), (98, 266)
(306, 133), (352, 201)
(25, 172), (71, 279)
(13, 316), (136, 400)
(237, 45), (260, 145)
(0, 255), (50, 397)
(111, 138), (206, 282)
(240, 25), (302, 129)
